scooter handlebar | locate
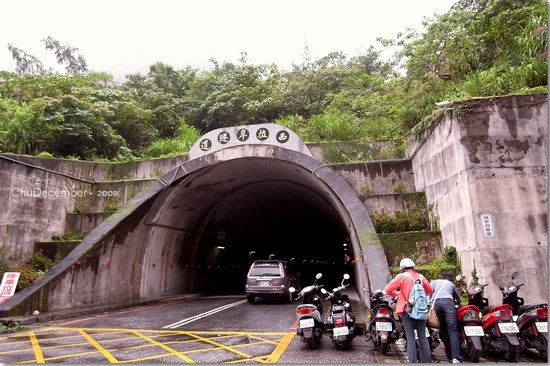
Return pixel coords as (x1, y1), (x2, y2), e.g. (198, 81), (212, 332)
(324, 284), (349, 299)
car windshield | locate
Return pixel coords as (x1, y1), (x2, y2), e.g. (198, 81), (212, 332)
(250, 266), (281, 277)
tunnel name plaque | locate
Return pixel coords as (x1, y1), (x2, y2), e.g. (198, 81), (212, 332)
(189, 123), (313, 159)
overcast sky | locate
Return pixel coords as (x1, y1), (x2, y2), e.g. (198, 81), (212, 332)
(1, 0), (457, 80)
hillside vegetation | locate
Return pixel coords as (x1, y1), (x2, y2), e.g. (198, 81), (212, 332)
(0, 0), (546, 162)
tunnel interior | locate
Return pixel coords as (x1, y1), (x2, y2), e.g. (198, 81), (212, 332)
(150, 157), (357, 296)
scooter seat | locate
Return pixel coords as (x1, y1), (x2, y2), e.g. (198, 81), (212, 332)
(332, 305), (346, 313)
(517, 303), (547, 316)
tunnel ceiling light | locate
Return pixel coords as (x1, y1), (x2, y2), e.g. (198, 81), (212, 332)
(217, 246), (225, 249)
(343, 243), (347, 247)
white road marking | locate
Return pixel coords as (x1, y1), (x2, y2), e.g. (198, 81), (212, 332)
(163, 299), (247, 329)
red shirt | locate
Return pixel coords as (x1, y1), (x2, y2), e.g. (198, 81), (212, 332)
(384, 269), (433, 315)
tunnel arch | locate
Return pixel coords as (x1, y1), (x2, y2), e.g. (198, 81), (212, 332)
(139, 140), (390, 304)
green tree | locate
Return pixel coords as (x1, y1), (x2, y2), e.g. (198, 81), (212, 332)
(0, 98), (45, 153)
(182, 61), (282, 131)
(6, 45), (47, 75)
(42, 36), (88, 75)
(39, 94), (126, 159)
(83, 87), (157, 151)
(123, 63), (197, 138)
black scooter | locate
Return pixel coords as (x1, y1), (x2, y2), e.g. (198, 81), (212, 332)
(368, 289), (400, 354)
(506, 271), (548, 360)
(322, 274), (357, 350)
(500, 271), (525, 315)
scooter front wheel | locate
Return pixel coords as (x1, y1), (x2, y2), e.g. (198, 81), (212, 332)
(465, 341), (480, 363)
(502, 337), (517, 362)
(306, 336), (318, 350)
(537, 334), (547, 361)
(337, 340), (351, 350)
(380, 341), (389, 355)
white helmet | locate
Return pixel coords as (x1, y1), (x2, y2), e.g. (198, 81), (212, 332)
(399, 258), (415, 269)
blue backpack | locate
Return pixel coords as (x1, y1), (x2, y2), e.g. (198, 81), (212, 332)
(404, 272), (429, 320)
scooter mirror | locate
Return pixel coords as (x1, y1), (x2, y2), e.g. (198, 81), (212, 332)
(455, 274), (463, 282)
(475, 272), (483, 279)
(362, 287), (369, 292)
(315, 273), (322, 279)
(289, 287), (296, 293)
(343, 273), (350, 280)
(511, 271), (519, 280)
(321, 288), (327, 294)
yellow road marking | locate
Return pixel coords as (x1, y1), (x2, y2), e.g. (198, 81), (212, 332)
(182, 331), (253, 359)
(129, 330), (196, 363)
(181, 339), (280, 355)
(264, 332), (294, 363)
(0, 328), (293, 364)
(246, 334), (279, 346)
(20, 349), (101, 364)
(28, 332), (45, 363)
(77, 329), (119, 363)
(117, 352), (182, 364)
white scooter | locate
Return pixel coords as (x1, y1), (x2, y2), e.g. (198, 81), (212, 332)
(289, 273), (325, 349)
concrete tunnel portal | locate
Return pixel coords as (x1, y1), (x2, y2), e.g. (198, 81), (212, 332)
(0, 124), (391, 317)
(139, 124), (392, 305)
(147, 157), (353, 295)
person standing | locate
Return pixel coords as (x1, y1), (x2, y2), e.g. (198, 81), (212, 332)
(343, 253), (352, 272)
(384, 258), (433, 363)
(430, 272), (463, 363)
(340, 252), (353, 275)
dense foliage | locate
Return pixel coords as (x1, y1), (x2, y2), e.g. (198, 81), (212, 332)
(0, 246), (55, 291)
(0, 0), (546, 161)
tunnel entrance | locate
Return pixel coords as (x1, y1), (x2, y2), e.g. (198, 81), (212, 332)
(141, 124), (391, 305)
(182, 158), (354, 294)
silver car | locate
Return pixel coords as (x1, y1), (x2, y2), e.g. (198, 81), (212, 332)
(245, 260), (300, 303)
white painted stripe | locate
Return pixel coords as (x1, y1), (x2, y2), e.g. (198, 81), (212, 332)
(163, 299), (247, 329)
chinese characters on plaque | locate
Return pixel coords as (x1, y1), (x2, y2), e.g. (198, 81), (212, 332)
(199, 127), (290, 152)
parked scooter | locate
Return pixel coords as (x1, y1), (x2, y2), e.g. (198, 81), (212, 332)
(289, 273), (325, 349)
(367, 289), (400, 354)
(500, 271), (525, 315)
(504, 271), (548, 360)
(479, 273), (520, 361)
(322, 274), (357, 350)
(455, 274), (486, 362)
(517, 303), (548, 360)
(466, 280), (490, 313)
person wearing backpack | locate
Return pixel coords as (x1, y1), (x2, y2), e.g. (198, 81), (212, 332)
(384, 258), (433, 363)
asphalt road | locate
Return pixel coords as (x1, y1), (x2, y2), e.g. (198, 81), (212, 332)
(0, 296), (545, 363)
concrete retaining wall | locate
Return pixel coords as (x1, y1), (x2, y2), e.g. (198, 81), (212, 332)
(408, 93), (548, 304)
(330, 160), (415, 196)
(66, 213), (113, 233)
(0, 157), (82, 259)
(2, 154), (187, 181)
(0, 156), (157, 259)
(362, 193), (426, 215)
